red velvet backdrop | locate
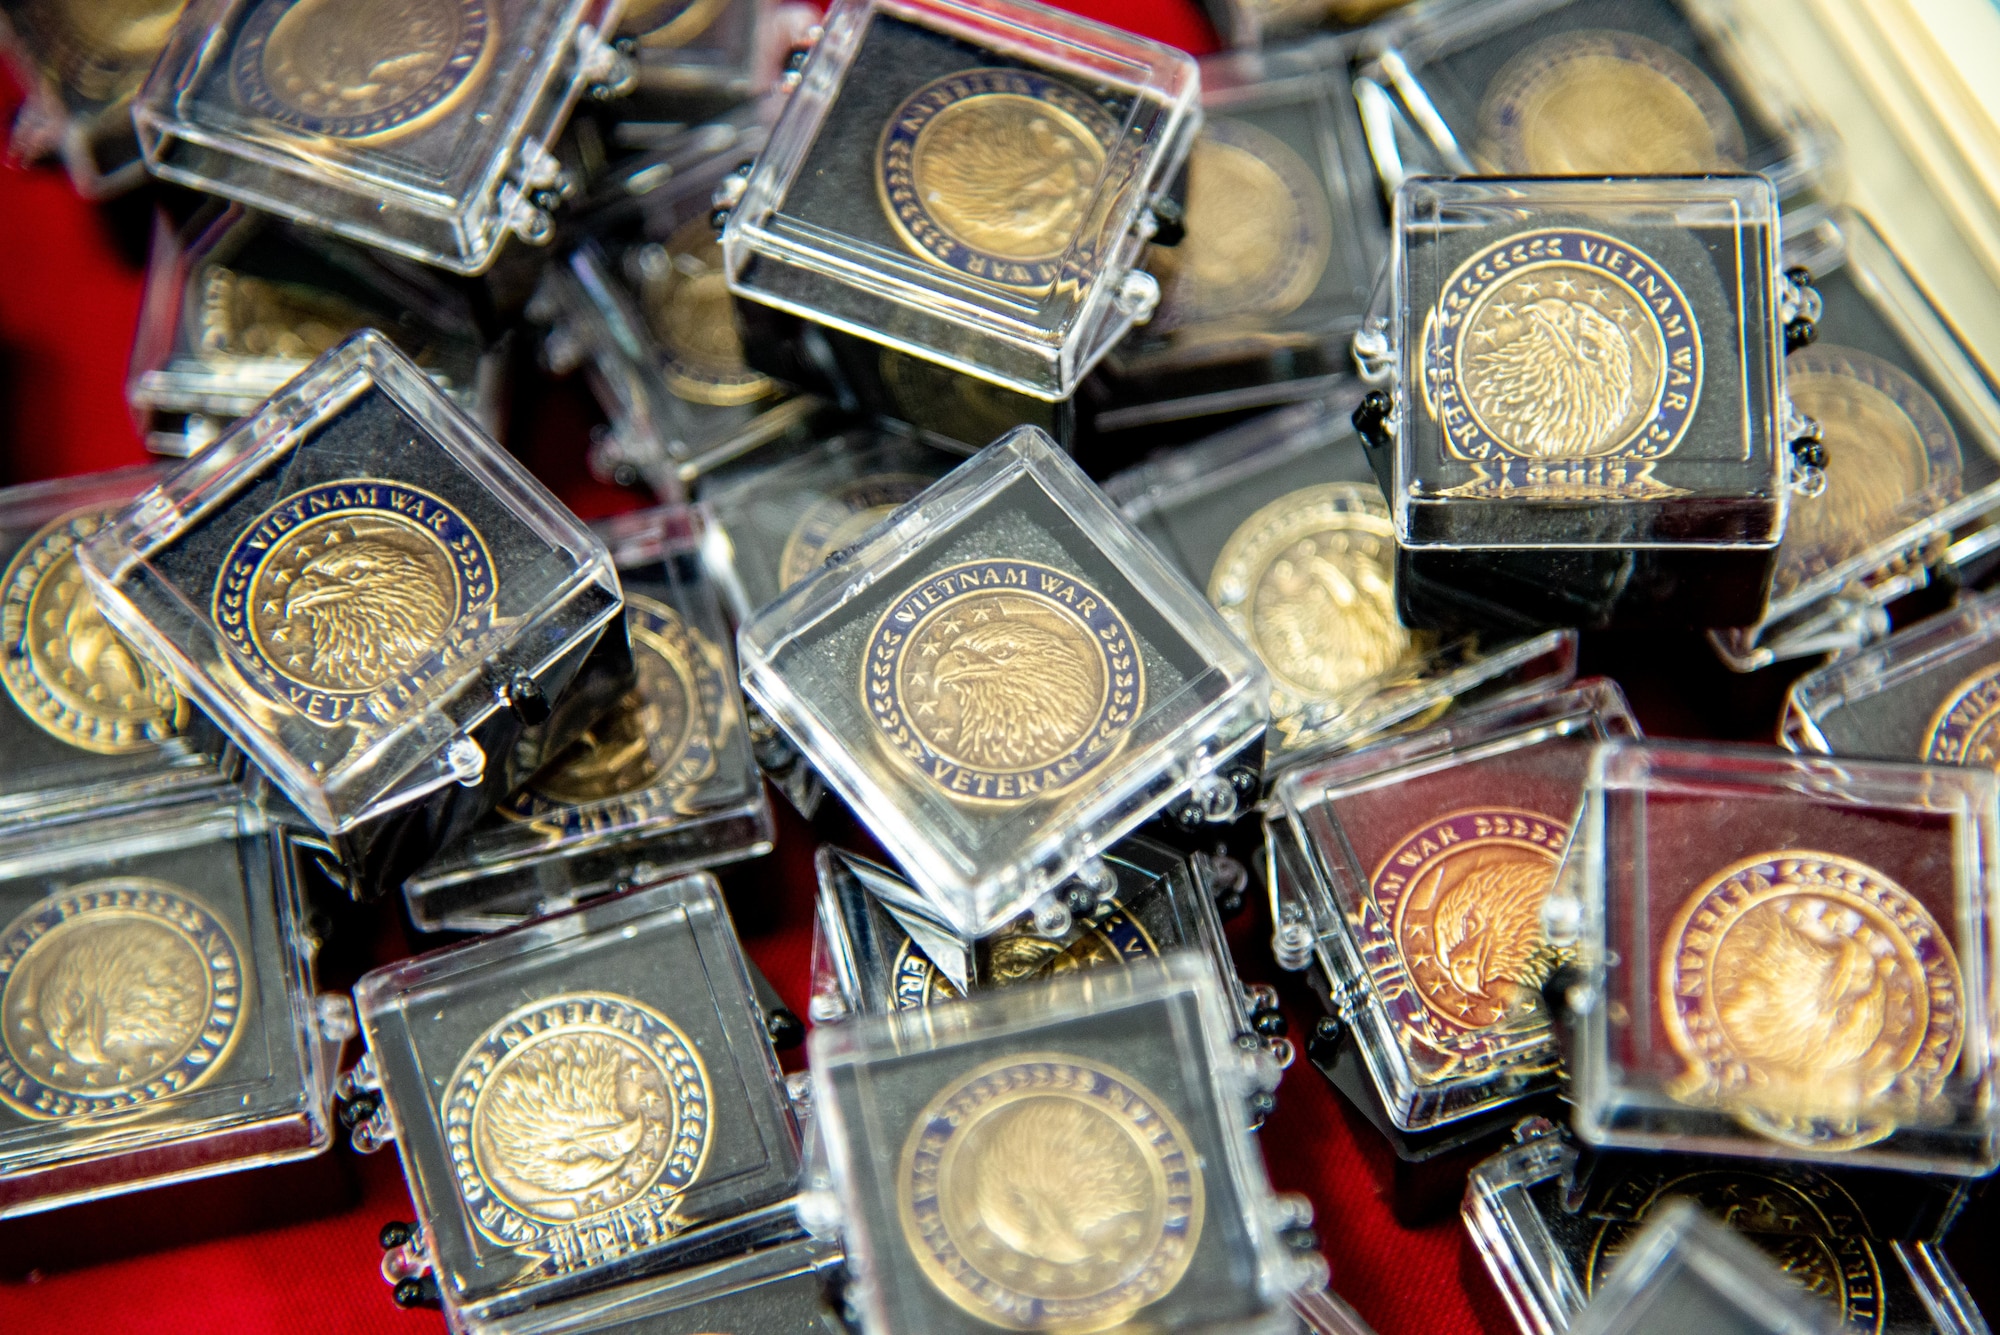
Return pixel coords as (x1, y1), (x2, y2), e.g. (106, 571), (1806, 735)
(0, 3), (1992, 1332)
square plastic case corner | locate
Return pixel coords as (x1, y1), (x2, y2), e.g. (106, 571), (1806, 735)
(737, 426), (1269, 939)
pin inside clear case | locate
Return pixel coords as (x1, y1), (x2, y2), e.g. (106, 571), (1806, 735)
(134, 0), (631, 274)
(0, 0), (182, 196)
(537, 105), (820, 497)
(721, 0), (1202, 401)
(1091, 42), (1384, 433)
(1103, 397), (1579, 764)
(1709, 211), (2000, 670)
(696, 423), (968, 622)
(1271, 680), (1637, 1132)
(1555, 739), (2000, 1174)
(79, 331), (630, 900)
(129, 204), (504, 449)
(1352, 0), (1838, 216)
(737, 426), (1269, 939)
(1782, 591), (2000, 767)
(406, 504), (772, 932)
(1375, 174), (1797, 631)
(0, 796), (350, 1218)
(1463, 1120), (1983, 1335)
(474, 1233), (846, 1335)
(0, 467), (236, 832)
(806, 956), (1309, 1335)
(810, 838), (1272, 1062)
(350, 875), (803, 1330)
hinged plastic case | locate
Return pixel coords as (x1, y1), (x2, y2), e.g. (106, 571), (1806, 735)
(406, 504), (772, 931)
(720, 0), (1202, 401)
(1463, 1121), (1982, 1335)
(129, 204), (505, 449)
(1555, 740), (2000, 1174)
(810, 839), (1272, 1063)
(1271, 680), (1637, 1133)
(1782, 592), (2000, 767)
(0, 0), (179, 195)
(78, 331), (632, 899)
(474, 1233), (845, 1335)
(737, 426), (1270, 939)
(352, 875), (803, 1331)
(1351, 0), (1839, 216)
(696, 423), (968, 622)
(1711, 211), (2000, 671)
(1104, 397), (1580, 764)
(806, 955), (1309, 1335)
(133, 0), (631, 274)
(1088, 41), (1383, 433)
(537, 105), (820, 496)
(0, 467), (236, 832)
(0, 795), (351, 1218)
(1376, 174), (1794, 631)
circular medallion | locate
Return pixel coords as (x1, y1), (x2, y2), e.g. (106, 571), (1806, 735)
(0, 878), (243, 1120)
(1371, 808), (1567, 1032)
(1208, 483), (1409, 715)
(0, 507), (187, 755)
(898, 1054), (1203, 1331)
(861, 560), (1144, 805)
(877, 69), (1117, 291)
(1775, 345), (1961, 599)
(778, 474), (932, 591)
(443, 993), (711, 1241)
(19, 0), (184, 102)
(1422, 228), (1701, 464)
(636, 221), (775, 408)
(619, 0), (729, 46)
(213, 480), (496, 724)
(1477, 30), (1747, 175)
(231, 0), (494, 141)
(877, 351), (1028, 446)
(1584, 1167), (1884, 1332)
(501, 596), (726, 817)
(1151, 118), (1333, 328)
(892, 939), (963, 1011)
(1661, 852), (1963, 1150)
(1924, 661), (2000, 767)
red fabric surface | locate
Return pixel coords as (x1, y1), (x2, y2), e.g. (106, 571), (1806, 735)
(0, 5), (1992, 1333)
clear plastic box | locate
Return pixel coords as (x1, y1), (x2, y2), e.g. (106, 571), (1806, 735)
(0, 0), (180, 196)
(78, 331), (631, 899)
(1352, 0), (1839, 216)
(806, 955), (1309, 1335)
(620, 0), (781, 102)
(1374, 174), (1798, 631)
(1782, 592), (2000, 767)
(695, 422), (968, 621)
(1462, 1120), (1979, 1335)
(737, 426), (1269, 939)
(1271, 680), (1637, 1132)
(0, 795), (351, 1218)
(1556, 739), (2000, 1174)
(536, 105), (821, 496)
(1103, 397), (1580, 762)
(1711, 211), (2000, 671)
(406, 504), (772, 931)
(810, 838), (1272, 1061)
(129, 204), (504, 438)
(134, 0), (632, 274)
(720, 0), (1202, 401)
(1089, 41), (1384, 432)
(475, 1233), (845, 1335)
(350, 875), (803, 1330)
(0, 467), (236, 832)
